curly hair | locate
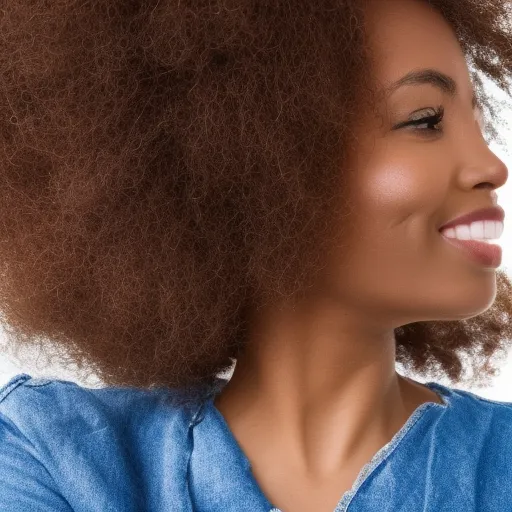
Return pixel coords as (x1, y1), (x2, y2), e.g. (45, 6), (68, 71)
(0, 0), (511, 395)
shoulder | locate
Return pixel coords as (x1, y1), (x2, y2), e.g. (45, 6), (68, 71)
(434, 380), (512, 417)
(0, 373), (209, 510)
(410, 383), (512, 507)
(428, 381), (512, 455)
(455, 384), (512, 429)
(0, 372), (207, 469)
(0, 372), (203, 437)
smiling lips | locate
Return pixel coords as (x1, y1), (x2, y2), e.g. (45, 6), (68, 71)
(439, 222), (503, 268)
(438, 207), (505, 268)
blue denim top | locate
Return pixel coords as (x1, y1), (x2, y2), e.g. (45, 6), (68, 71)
(1, 372), (512, 511)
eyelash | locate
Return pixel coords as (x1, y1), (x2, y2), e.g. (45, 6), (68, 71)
(396, 105), (445, 134)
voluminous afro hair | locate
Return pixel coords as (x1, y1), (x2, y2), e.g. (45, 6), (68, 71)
(0, 0), (511, 394)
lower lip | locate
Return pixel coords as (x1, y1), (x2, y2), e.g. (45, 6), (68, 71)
(439, 233), (502, 268)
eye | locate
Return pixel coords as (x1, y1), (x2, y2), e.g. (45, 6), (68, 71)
(393, 105), (445, 134)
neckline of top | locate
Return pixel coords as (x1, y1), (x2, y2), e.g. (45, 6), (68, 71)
(197, 377), (453, 512)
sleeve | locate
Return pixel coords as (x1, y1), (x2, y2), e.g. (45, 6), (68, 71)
(0, 410), (73, 511)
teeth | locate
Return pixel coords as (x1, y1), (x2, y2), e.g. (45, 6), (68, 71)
(441, 221), (504, 241)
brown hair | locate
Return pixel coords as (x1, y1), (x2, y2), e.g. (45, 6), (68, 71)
(0, 0), (511, 394)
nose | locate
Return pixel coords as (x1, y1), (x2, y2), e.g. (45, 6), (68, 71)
(458, 125), (509, 193)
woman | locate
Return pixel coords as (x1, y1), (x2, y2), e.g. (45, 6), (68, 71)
(0, 0), (512, 510)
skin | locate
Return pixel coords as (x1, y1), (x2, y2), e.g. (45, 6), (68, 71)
(214, 0), (509, 510)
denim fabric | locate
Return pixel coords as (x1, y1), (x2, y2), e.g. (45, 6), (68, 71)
(1, 372), (512, 511)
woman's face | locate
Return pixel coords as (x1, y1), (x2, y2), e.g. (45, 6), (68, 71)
(322, 0), (508, 326)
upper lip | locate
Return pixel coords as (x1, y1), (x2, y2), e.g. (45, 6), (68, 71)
(439, 205), (505, 231)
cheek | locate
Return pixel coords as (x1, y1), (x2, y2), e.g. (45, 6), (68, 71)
(330, 156), (448, 285)
(361, 163), (440, 221)
(350, 145), (449, 237)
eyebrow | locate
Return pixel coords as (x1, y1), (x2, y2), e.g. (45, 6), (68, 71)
(385, 68), (480, 110)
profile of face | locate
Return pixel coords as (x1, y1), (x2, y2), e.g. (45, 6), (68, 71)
(320, 0), (509, 327)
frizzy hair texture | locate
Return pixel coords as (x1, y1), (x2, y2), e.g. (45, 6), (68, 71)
(0, 0), (511, 395)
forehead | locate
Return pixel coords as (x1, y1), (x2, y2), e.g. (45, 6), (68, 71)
(364, 0), (474, 99)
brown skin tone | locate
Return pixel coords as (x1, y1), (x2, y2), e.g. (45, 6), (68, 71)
(214, 0), (509, 511)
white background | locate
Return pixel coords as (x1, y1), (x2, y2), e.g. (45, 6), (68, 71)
(1, 76), (512, 400)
